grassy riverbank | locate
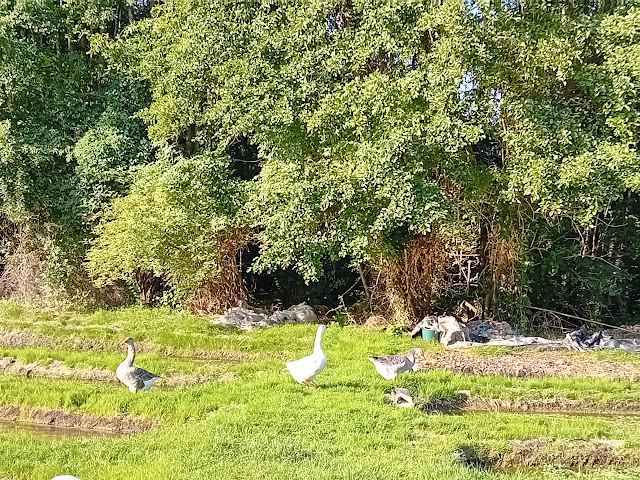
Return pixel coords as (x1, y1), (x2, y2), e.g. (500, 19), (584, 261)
(0, 301), (639, 479)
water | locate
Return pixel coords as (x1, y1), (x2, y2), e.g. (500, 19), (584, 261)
(0, 420), (125, 439)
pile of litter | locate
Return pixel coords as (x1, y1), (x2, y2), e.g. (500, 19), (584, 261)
(412, 316), (640, 353)
(214, 301), (319, 330)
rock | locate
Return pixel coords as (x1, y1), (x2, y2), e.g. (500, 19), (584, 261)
(237, 300), (270, 315)
(220, 307), (274, 330)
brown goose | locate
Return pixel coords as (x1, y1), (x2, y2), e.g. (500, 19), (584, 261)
(116, 338), (160, 393)
(368, 348), (422, 380)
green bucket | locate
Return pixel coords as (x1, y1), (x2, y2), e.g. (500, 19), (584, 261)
(421, 328), (439, 341)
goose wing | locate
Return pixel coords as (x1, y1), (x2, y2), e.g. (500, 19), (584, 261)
(130, 366), (160, 383)
(368, 354), (412, 379)
(119, 366), (159, 390)
(369, 355), (407, 367)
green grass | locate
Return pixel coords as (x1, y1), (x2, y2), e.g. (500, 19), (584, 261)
(0, 345), (240, 378)
(1, 301), (640, 479)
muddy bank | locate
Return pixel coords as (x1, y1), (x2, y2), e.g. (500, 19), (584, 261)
(0, 357), (233, 386)
(488, 438), (640, 469)
(415, 349), (640, 380)
(0, 419), (125, 439)
(0, 404), (156, 433)
(419, 393), (640, 416)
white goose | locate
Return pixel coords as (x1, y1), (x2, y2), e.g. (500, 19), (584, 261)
(51, 477), (83, 480)
(283, 324), (328, 386)
(116, 337), (160, 393)
(368, 348), (422, 380)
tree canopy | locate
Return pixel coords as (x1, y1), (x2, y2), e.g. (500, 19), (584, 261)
(1, 0), (639, 324)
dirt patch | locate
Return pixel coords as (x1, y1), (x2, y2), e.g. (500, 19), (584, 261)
(0, 357), (232, 386)
(0, 329), (55, 349)
(0, 357), (115, 382)
(0, 404), (156, 433)
(418, 393), (640, 416)
(0, 329), (111, 351)
(464, 396), (640, 415)
(0, 418), (126, 439)
(488, 438), (640, 469)
(419, 395), (468, 414)
(415, 349), (640, 380)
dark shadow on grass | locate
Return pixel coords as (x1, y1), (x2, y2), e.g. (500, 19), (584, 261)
(419, 394), (469, 414)
(315, 380), (369, 390)
(453, 445), (493, 470)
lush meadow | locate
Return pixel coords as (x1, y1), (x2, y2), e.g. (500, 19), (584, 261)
(0, 302), (638, 479)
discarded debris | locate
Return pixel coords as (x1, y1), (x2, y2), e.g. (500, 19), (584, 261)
(384, 387), (415, 408)
(411, 315), (640, 353)
(411, 315), (470, 346)
(213, 302), (318, 330)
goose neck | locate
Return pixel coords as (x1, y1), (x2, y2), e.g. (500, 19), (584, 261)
(313, 328), (325, 353)
(125, 343), (136, 366)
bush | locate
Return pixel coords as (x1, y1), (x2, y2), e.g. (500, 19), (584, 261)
(87, 149), (248, 309)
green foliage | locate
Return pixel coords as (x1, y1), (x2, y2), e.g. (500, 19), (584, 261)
(583, 7), (640, 144)
(2, 0), (640, 318)
(524, 208), (640, 324)
(94, 0), (491, 281)
(72, 97), (155, 217)
(86, 150), (245, 301)
(0, 0), (154, 299)
(247, 157), (448, 281)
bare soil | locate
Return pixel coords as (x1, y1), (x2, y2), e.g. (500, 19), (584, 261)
(0, 404), (156, 433)
(0, 357), (233, 386)
(0, 329), (57, 349)
(419, 393), (640, 415)
(415, 349), (640, 380)
(488, 438), (640, 469)
(464, 396), (640, 415)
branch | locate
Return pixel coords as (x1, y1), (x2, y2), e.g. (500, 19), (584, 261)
(528, 306), (637, 334)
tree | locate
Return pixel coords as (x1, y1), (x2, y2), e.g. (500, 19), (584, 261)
(86, 149), (247, 308)
(0, 0), (156, 302)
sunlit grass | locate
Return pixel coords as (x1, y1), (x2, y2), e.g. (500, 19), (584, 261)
(1, 302), (640, 479)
